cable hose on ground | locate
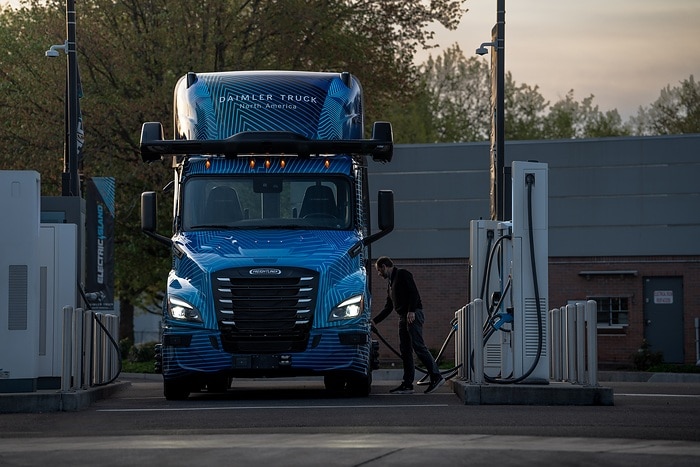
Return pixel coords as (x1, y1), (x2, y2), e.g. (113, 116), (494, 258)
(371, 323), (461, 381)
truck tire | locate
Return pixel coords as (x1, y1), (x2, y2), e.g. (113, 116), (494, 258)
(346, 372), (372, 397)
(323, 374), (346, 392)
(163, 379), (191, 400)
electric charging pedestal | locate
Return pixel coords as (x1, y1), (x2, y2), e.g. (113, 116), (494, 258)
(453, 162), (614, 405)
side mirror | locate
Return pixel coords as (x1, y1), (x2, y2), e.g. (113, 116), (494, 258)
(377, 190), (394, 232)
(350, 190), (395, 257)
(141, 191), (171, 247)
(141, 191), (157, 233)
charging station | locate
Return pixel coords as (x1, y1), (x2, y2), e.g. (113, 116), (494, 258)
(510, 161), (549, 382)
(0, 171), (41, 393)
(467, 161), (549, 384)
(469, 219), (507, 377)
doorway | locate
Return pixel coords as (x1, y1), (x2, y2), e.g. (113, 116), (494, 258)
(643, 276), (684, 363)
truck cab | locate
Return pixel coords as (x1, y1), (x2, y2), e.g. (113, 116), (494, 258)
(140, 71), (394, 399)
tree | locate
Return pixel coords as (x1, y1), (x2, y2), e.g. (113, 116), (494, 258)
(504, 75), (548, 141)
(409, 44), (630, 143)
(541, 90), (630, 140)
(578, 96), (630, 138)
(418, 44), (491, 142)
(0, 0), (468, 339)
(630, 75), (700, 135)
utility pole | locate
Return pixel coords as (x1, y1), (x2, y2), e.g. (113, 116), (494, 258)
(64, 0), (80, 197)
(489, 0), (506, 221)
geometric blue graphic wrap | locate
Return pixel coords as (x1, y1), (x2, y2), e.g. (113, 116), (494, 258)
(162, 71), (373, 382)
(176, 71), (363, 140)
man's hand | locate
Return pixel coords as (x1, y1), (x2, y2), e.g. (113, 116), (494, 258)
(407, 311), (415, 324)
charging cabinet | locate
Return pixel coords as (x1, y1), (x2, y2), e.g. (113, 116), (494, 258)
(0, 171), (41, 393)
(469, 219), (506, 377)
(510, 161), (549, 382)
(38, 224), (78, 389)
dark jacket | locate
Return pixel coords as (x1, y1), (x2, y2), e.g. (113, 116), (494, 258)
(373, 267), (423, 324)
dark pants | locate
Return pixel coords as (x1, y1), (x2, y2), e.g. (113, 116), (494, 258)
(398, 309), (440, 385)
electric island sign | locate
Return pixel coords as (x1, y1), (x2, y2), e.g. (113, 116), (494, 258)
(86, 177), (115, 311)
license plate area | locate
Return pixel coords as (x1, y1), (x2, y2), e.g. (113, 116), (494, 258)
(232, 354), (291, 369)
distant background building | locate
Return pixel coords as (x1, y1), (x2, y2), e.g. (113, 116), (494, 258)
(368, 134), (700, 369)
(131, 135), (700, 369)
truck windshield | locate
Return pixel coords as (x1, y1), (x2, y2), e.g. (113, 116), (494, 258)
(181, 175), (353, 230)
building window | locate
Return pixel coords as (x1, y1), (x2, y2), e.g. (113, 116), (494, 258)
(591, 297), (629, 328)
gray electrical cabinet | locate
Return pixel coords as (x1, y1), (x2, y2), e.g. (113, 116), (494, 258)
(0, 171), (41, 393)
(37, 223), (78, 389)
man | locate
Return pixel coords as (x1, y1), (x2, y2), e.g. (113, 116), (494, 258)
(372, 256), (445, 394)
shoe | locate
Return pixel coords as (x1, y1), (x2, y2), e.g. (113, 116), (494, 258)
(424, 377), (445, 394)
(389, 382), (414, 394)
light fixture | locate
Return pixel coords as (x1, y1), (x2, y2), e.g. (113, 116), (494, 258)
(475, 41), (497, 56)
(45, 41), (67, 58)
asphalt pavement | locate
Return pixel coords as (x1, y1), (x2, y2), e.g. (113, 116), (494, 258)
(0, 370), (699, 465)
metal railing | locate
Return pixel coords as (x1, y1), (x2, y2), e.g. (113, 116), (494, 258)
(61, 306), (120, 392)
(454, 299), (486, 383)
(455, 298), (599, 386)
(549, 300), (598, 386)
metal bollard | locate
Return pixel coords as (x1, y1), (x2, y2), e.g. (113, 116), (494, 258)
(576, 302), (586, 385)
(455, 307), (464, 379)
(565, 304), (577, 383)
(71, 308), (83, 391)
(61, 306), (74, 392)
(549, 307), (562, 381)
(586, 300), (598, 386)
(470, 299), (485, 384)
(83, 310), (94, 388)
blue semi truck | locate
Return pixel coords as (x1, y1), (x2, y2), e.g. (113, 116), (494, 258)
(139, 70), (394, 399)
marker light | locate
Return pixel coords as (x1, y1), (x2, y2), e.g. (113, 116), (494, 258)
(324, 159), (330, 169)
(249, 158), (256, 169)
(280, 159), (286, 168)
(265, 159), (271, 169)
(205, 159), (211, 170)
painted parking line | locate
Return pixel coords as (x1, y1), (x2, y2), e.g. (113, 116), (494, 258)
(98, 403), (449, 412)
(615, 393), (700, 398)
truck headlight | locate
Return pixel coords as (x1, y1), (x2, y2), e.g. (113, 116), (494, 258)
(167, 296), (203, 322)
(329, 295), (364, 321)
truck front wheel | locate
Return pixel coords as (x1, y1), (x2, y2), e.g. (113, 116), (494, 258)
(163, 378), (191, 400)
(346, 372), (372, 397)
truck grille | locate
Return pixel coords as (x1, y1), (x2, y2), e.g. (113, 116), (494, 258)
(212, 267), (319, 353)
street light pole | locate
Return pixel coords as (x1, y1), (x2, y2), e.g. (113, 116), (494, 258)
(64, 0), (80, 197)
(489, 0), (506, 221)
(476, 2), (507, 220)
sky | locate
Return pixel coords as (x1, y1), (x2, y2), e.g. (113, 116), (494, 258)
(4, 0), (699, 120)
(418, 0), (700, 119)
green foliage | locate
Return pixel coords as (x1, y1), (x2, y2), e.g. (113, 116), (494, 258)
(632, 339), (664, 371)
(629, 75), (700, 135)
(128, 341), (158, 363)
(120, 340), (158, 373)
(121, 360), (158, 374)
(0, 0), (467, 314)
(646, 363), (700, 374)
(119, 337), (134, 360)
(410, 45), (698, 143)
(1, 1), (697, 328)
(419, 44), (491, 142)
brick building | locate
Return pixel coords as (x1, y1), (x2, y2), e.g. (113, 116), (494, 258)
(368, 135), (700, 369)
